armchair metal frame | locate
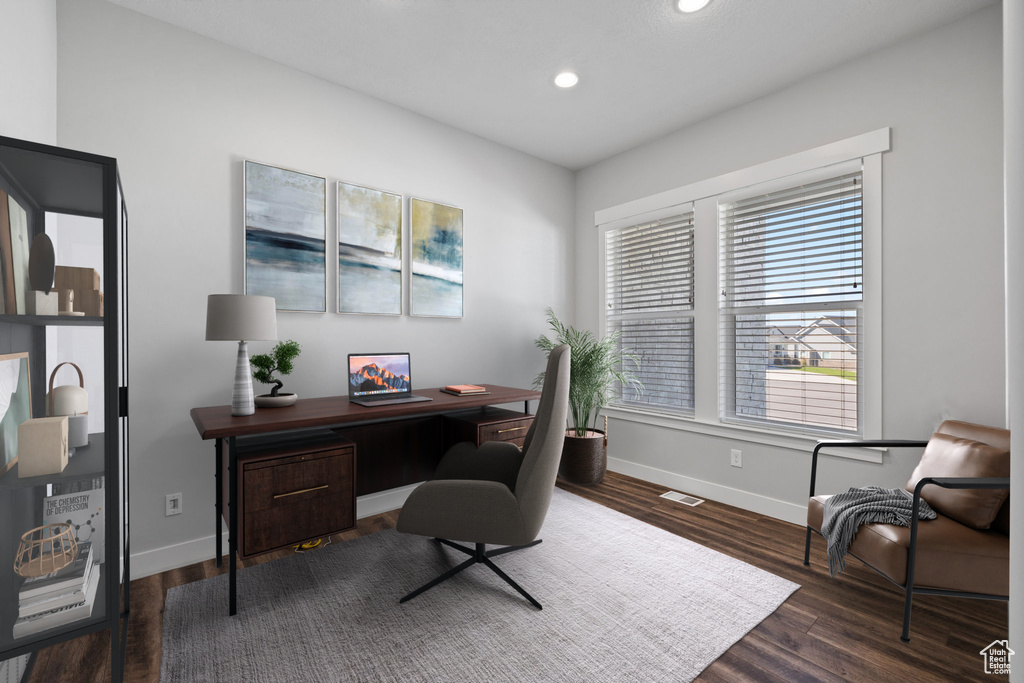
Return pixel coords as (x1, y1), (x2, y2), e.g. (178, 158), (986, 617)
(803, 440), (1010, 642)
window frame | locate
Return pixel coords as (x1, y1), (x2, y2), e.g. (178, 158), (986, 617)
(717, 162), (865, 437)
(600, 204), (697, 417)
(596, 129), (888, 459)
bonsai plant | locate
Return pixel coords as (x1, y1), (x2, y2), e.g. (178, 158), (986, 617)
(250, 339), (301, 408)
(534, 308), (642, 484)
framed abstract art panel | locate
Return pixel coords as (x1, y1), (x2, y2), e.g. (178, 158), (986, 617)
(337, 181), (402, 315)
(410, 197), (463, 318)
(244, 160), (326, 312)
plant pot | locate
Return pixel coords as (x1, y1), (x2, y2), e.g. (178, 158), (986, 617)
(254, 393), (298, 408)
(559, 429), (607, 485)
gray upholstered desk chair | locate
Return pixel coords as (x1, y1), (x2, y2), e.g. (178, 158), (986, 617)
(396, 344), (570, 609)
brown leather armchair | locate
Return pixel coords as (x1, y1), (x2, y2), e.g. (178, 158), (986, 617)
(803, 420), (1010, 642)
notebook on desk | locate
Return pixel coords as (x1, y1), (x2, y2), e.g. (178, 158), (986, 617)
(347, 353), (433, 406)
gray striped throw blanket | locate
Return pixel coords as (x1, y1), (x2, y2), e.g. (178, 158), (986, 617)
(821, 486), (936, 577)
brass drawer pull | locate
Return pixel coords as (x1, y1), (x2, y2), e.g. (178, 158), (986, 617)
(274, 484), (328, 499)
(496, 426), (528, 434)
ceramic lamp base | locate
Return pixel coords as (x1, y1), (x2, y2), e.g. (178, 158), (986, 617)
(231, 341), (255, 416)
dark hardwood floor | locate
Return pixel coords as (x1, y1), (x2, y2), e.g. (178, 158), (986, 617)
(27, 472), (1008, 682)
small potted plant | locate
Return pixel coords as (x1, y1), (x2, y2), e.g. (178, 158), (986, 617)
(251, 339), (301, 408)
(534, 308), (642, 485)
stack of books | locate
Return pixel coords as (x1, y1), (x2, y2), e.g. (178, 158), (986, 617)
(13, 541), (99, 639)
(441, 384), (489, 396)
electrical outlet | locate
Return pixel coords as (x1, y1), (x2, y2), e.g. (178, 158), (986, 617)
(730, 449), (742, 467)
(166, 493), (182, 516)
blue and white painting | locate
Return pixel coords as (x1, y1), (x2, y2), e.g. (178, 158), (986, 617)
(337, 182), (402, 315)
(410, 198), (463, 318)
(245, 161), (326, 312)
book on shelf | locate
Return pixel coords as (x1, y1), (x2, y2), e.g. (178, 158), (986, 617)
(19, 560), (96, 618)
(43, 486), (105, 563)
(50, 475), (104, 496)
(13, 565), (100, 639)
(441, 384), (489, 396)
(18, 541), (94, 601)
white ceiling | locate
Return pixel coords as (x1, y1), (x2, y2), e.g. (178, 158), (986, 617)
(105, 0), (995, 170)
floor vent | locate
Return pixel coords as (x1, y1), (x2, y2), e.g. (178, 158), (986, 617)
(659, 490), (704, 506)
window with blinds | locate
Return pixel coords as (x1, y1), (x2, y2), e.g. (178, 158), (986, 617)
(604, 211), (695, 415)
(719, 171), (862, 435)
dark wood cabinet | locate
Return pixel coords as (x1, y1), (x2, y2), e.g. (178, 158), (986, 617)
(444, 407), (534, 449)
(227, 431), (355, 559)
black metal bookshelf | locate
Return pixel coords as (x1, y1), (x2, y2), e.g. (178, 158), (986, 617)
(0, 136), (128, 682)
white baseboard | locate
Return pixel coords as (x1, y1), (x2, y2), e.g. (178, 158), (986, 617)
(130, 485), (418, 579)
(132, 464), (808, 578)
(131, 533), (225, 579)
(607, 457), (807, 526)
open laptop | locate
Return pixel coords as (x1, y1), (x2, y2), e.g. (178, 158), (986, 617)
(347, 353), (432, 407)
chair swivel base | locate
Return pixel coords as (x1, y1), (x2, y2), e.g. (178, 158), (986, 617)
(400, 538), (543, 609)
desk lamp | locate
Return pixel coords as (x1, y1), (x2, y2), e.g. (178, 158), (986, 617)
(205, 294), (277, 416)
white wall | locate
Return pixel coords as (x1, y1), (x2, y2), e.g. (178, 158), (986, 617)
(56, 0), (575, 575)
(1003, 0), (1023, 672)
(0, 0), (56, 144)
(575, 6), (1004, 521)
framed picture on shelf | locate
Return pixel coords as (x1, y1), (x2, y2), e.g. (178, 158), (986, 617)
(337, 181), (403, 316)
(410, 197), (463, 318)
(244, 160), (326, 313)
(0, 188), (27, 315)
(0, 351), (31, 476)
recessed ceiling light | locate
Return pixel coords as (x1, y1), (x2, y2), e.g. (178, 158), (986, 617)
(554, 71), (580, 88)
(677, 0), (710, 12)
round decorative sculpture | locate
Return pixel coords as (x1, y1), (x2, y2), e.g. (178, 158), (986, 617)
(28, 234), (56, 292)
(14, 523), (77, 578)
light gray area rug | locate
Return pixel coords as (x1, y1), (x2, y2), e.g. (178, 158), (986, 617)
(161, 488), (799, 682)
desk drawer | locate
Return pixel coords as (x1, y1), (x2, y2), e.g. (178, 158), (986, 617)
(478, 418), (532, 446)
(241, 446), (354, 557)
(444, 408), (534, 449)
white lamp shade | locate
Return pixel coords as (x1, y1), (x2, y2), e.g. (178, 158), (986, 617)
(206, 294), (278, 341)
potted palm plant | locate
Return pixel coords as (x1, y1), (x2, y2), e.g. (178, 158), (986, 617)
(534, 308), (642, 485)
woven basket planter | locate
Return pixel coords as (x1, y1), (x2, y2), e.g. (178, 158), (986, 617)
(559, 427), (607, 486)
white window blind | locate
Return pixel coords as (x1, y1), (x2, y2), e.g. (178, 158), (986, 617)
(719, 170), (862, 435)
(604, 211), (695, 415)
(721, 172), (862, 307)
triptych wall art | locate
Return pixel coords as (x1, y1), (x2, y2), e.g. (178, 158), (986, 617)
(243, 160), (463, 318)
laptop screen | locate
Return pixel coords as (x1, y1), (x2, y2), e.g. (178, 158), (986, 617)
(348, 353), (413, 398)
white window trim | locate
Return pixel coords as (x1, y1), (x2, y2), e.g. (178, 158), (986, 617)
(595, 128), (890, 461)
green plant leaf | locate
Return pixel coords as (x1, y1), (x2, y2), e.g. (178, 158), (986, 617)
(533, 307), (644, 436)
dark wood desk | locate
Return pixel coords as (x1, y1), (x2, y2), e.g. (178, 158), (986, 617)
(190, 385), (540, 614)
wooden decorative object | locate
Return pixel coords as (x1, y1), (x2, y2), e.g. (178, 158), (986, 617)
(14, 523), (77, 577)
(17, 416), (69, 478)
(54, 266), (102, 316)
(76, 290), (103, 316)
(54, 265), (100, 292)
